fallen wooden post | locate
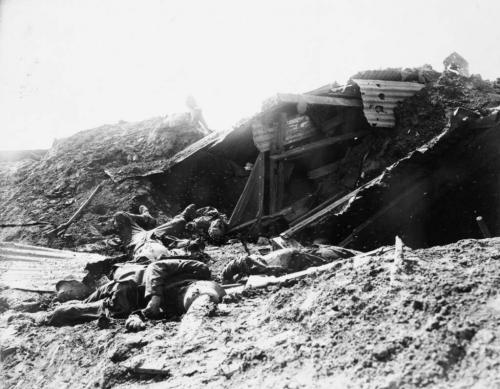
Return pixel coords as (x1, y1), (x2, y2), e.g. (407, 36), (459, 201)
(243, 246), (390, 290)
(394, 236), (404, 263)
(46, 182), (105, 237)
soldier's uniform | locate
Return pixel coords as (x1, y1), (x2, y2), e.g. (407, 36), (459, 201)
(44, 259), (224, 326)
(221, 246), (359, 284)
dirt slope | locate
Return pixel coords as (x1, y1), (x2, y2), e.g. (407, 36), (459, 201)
(0, 116), (204, 249)
(2, 238), (500, 388)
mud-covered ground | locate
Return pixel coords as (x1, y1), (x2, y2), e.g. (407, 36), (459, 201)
(3, 237), (500, 388)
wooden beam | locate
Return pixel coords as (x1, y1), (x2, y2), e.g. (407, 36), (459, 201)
(288, 190), (347, 228)
(47, 182), (104, 238)
(269, 113), (287, 215)
(268, 158), (279, 215)
(281, 175), (380, 239)
(271, 131), (367, 161)
(263, 93), (362, 111)
(255, 152), (266, 228)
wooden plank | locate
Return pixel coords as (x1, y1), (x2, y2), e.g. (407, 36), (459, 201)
(263, 93), (362, 111)
(268, 113), (287, 215)
(271, 131), (368, 161)
(244, 246), (390, 289)
(228, 153), (264, 228)
(228, 192), (314, 234)
(281, 175), (381, 238)
(268, 158), (279, 215)
(288, 190), (347, 228)
(255, 152), (266, 228)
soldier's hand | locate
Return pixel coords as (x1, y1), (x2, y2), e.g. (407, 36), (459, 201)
(125, 314), (146, 332)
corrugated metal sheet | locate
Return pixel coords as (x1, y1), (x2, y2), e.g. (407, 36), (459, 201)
(252, 115), (319, 152)
(0, 242), (105, 291)
(353, 79), (425, 128)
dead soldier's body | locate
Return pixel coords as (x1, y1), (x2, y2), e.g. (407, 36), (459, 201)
(43, 259), (225, 331)
(42, 204), (228, 330)
(221, 245), (359, 284)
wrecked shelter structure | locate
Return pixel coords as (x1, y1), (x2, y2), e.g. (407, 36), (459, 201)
(2, 57), (500, 254)
(211, 64), (500, 250)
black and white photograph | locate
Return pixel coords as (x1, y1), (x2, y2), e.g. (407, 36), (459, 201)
(1, 1), (500, 388)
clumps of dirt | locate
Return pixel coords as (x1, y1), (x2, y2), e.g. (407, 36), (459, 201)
(0, 116), (205, 250)
(391, 72), (498, 162)
(323, 71), (500, 192)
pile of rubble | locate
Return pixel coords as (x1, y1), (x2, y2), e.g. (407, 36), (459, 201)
(0, 116), (212, 250)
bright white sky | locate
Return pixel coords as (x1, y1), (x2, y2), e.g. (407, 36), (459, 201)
(1, 0), (499, 150)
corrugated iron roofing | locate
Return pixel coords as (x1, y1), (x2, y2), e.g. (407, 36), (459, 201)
(0, 242), (104, 291)
(353, 79), (425, 128)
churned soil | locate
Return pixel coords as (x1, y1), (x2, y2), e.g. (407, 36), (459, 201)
(2, 237), (500, 388)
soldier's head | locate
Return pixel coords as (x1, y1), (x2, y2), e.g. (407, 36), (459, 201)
(138, 205), (149, 215)
(208, 219), (227, 244)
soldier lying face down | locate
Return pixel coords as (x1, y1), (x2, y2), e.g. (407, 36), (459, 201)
(221, 245), (359, 284)
(43, 259), (225, 331)
(113, 204), (228, 263)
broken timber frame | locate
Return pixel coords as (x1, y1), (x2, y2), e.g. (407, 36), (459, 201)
(280, 175), (381, 239)
(229, 90), (366, 234)
(270, 131), (367, 161)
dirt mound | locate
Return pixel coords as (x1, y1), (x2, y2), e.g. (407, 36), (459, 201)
(2, 238), (500, 388)
(0, 116), (204, 250)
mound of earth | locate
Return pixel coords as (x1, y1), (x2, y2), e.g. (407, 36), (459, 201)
(0, 116), (204, 250)
(2, 238), (500, 388)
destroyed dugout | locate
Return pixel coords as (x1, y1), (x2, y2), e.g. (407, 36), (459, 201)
(3, 58), (500, 253)
(109, 62), (500, 251)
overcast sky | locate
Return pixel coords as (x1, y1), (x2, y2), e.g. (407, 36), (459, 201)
(1, 0), (499, 150)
